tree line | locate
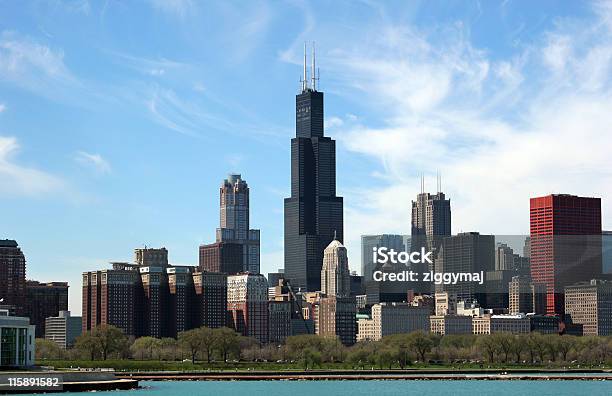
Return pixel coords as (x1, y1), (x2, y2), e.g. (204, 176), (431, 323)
(36, 326), (612, 368)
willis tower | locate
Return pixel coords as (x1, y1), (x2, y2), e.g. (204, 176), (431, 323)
(284, 43), (343, 292)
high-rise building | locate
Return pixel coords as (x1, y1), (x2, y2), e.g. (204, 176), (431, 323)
(167, 267), (195, 337)
(411, 188), (451, 269)
(321, 239), (350, 297)
(317, 296), (356, 345)
(0, 240), (26, 316)
(268, 300), (292, 344)
(530, 194), (602, 314)
(227, 273), (269, 343)
(199, 241), (244, 274)
(45, 311), (82, 349)
(564, 279), (612, 336)
(284, 45), (343, 292)
(361, 235), (406, 282)
(25, 281), (69, 338)
(603, 231), (612, 274)
(509, 275), (533, 315)
(200, 175), (260, 274)
(192, 271), (228, 329)
(435, 232), (494, 301)
(140, 266), (170, 338)
(356, 302), (430, 342)
(82, 264), (142, 336)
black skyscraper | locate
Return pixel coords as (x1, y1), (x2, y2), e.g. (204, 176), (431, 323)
(284, 44), (343, 292)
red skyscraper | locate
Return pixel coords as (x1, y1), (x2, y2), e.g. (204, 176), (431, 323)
(530, 194), (602, 315)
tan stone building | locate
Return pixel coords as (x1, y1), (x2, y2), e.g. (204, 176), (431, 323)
(356, 302), (430, 341)
(565, 279), (612, 336)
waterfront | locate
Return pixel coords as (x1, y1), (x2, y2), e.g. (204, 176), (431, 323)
(16, 379), (612, 396)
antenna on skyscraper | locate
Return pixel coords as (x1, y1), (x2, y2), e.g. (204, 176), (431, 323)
(421, 174), (424, 194)
(311, 41), (318, 91)
(301, 42), (308, 92)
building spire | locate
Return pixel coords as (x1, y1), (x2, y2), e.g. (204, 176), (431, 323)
(302, 42), (308, 92)
(311, 41), (317, 91)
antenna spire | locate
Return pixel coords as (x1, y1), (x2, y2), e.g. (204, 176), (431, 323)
(302, 42), (308, 92)
(311, 41), (317, 91)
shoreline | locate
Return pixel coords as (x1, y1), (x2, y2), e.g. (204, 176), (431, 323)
(117, 368), (612, 381)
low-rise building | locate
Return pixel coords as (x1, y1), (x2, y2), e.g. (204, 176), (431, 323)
(357, 302), (429, 341)
(45, 310), (82, 349)
(0, 310), (35, 367)
(564, 279), (612, 336)
(430, 315), (472, 335)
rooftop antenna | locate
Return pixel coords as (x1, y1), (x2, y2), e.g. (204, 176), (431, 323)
(311, 41), (318, 91)
(421, 173), (424, 194)
(302, 42), (308, 92)
(334, 229), (337, 240)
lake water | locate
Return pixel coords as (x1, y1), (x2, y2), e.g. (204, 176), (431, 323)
(22, 379), (612, 396)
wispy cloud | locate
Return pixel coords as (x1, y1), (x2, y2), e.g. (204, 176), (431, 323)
(0, 103), (5, 113)
(106, 50), (189, 78)
(0, 31), (80, 98)
(0, 136), (64, 196)
(74, 151), (111, 174)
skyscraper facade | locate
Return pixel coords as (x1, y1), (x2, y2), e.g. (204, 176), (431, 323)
(0, 240), (26, 315)
(411, 189), (451, 294)
(227, 273), (269, 343)
(530, 194), (602, 315)
(284, 46), (343, 292)
(200, 174), (260, 274)
(25, 281), (69, 337)
(435, 232), (494, 301)
(320, 239), (350, 297)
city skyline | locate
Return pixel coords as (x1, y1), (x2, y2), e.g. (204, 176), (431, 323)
(2, 1), (612, 314)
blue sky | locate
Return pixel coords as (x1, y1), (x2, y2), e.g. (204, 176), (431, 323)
(2, 0), (612, 313)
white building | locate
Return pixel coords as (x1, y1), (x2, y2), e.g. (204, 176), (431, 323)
(0, 310), (35, 367)
(45, 311), (82, 349)
(321, 239), (351, 297)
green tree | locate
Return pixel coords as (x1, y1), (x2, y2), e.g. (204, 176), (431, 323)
(213, 327), (240, 363)
(74, 331), (100, 361)
(178, 328), (203, 364)
(198, 327), (217, 363)
(35, 338), (63, 360)
(131, 337), (162, 360)
(492, 333), (513, 363)
(409, 331), (433, 362)
(509, 334), (524, 363)
(557, 336), (575, 362)
(160, 337), (178, 361)
(477, 335), (497, 363)
(91, 325), (127, 360)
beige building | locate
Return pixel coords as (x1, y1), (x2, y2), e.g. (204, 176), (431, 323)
(317, 296), (356, 345)
(356, 303), (430, 341)
(429, 315), (472, 335)
(321, 239), (351, 297)
(565, 279), (612, 336)
(434, 292), (457, 316)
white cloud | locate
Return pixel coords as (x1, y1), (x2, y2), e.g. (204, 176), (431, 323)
(0, 136), (64, 196)
(294, 2), (612, 272)
(75, 151), (111, 174)
(0, 103), (5, 113)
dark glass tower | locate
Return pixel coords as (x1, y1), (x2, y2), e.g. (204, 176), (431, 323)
(284, 44), (343, 292)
